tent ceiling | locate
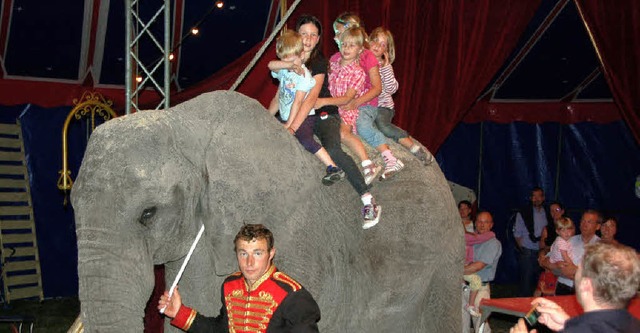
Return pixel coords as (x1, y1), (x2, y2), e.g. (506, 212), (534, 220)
(0, 0), (612, 103)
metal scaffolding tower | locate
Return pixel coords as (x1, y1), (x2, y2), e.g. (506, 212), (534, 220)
(125, 0), (171, 114)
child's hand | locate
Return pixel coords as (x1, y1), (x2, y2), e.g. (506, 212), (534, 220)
(343, 100), (359, 111)
(381, 52), (390, 67)
(291, 59), (304, 75)
(314, 99), (325, 109)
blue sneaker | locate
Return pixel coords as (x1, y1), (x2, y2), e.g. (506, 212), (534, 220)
(322, 165), (345, 186)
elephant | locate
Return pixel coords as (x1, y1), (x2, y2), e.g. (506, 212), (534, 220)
(71, 90), (463, 332)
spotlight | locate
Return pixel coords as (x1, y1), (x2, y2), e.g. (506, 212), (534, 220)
(169, 53), (175, 61)
(215, 1), (224, 9)
(191, 28), (199, 35)
(135, 76), (143, 83)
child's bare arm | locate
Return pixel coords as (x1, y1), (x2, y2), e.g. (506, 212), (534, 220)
(316, 88), (357, 109)
(289, 73), (324, 132)
(560, 250), (574, 265)
(346, 65), (382, 110)
(286, 90), (307, 129)
(268, 59), (303, 75)
(267, 92), (279, 116)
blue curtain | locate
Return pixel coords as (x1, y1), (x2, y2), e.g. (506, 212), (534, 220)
(437, 120), (640, 284)
(1, 104), (92, 297)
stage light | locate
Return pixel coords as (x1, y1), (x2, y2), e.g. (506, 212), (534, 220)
(191, 28), (199, 35)
(169, 53), (175, 61)
(215, 1), (224, 9)
(136, 76), (143, 83)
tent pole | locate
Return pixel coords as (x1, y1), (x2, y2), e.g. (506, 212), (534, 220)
(554, 124), (563, 201)
(476, 121), (484, 208)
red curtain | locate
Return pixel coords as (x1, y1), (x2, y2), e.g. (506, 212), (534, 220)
(387, 0), (541, 152)
(574, 0), (640, 145)
(172, 0), (541, 153)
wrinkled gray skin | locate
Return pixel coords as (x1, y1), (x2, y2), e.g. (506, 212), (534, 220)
(72, 91), (463, 332)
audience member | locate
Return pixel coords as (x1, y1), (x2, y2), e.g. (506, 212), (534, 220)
(533, 247), (557, 297)
(510, 242), (640, 333)
(540, 201), (565, 250)
(462, 211), (502, 333)
(159, 224), (321, 332)
(514, 187), (553, 296)
(464, 229), (497, 317)
(459, 200), (475, 233)
(599, 217), (620, 245)
(541, 210), (601, 295)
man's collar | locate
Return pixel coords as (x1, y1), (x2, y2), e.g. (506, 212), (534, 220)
(245, 265), (276, 291)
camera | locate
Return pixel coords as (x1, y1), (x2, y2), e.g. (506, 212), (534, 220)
(524, 305), (540, 326)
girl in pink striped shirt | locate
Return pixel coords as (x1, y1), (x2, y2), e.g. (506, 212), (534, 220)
(369, 27), (435, 166)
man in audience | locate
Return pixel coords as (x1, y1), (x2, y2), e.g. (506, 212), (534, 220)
(514, 187), (553, 296)
(463, 211), (502, 333)
(510, 242), (640, 333)
(540, 209), (600, 295)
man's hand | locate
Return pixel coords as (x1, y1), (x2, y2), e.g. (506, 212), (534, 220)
(558, 261), (577, 279)
(531, 297), (569, 332)
(509, 318), (536, 333)
(158, 286), (183, 318)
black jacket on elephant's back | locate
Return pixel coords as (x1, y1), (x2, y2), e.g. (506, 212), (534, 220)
(171, 266), (320, 332)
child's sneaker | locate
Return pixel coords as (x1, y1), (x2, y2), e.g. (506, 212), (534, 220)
(465, 305), (481, 317)
(322, 165), (345, 186)
(362, 163), (382, 185)
(362, 203), (381, 229)
(380, 159), (405, 181)
(414, 147), (434, 166)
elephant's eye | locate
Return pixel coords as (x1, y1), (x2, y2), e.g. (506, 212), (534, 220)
(139, 207), (157, 226)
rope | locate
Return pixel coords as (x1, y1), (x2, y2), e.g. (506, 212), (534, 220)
(229, 0), (303, 91)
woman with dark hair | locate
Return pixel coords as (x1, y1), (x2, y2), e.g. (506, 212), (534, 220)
(599, 217), (620, 245)
(458, 200), (474, 232)
(539, 201), (564, 250)
(285, 15), (381, 229)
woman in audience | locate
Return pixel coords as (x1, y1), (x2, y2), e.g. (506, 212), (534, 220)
(459, 200), (474, 232)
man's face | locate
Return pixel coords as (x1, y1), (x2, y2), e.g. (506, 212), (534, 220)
(235, 238), (275, 286)
(531, 190), (545, 208)
(475, 213), (494, 234)
(580, 212), (600, 238)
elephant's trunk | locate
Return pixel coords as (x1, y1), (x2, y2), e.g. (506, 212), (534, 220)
(77, 226), (155, 332)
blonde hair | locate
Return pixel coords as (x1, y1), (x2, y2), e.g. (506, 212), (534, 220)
(339, 26), (368, 50)
(334, 12), (363, 30)
(275, 30), (303, 60)
(555, 216), (574, 231)
(369, 27), (396, 64)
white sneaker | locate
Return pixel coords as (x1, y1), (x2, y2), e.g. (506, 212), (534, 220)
(362, 163), (382, 185)
(380, 159), (405, 181)
(362, 203), (381, 229)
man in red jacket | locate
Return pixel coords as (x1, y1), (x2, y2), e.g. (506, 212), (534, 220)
(159, 224), (321, 332)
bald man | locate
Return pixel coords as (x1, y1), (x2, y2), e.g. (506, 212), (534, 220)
(463, 211), (502, 333)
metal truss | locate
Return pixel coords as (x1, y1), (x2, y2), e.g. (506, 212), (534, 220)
(125, 0), (171, 114)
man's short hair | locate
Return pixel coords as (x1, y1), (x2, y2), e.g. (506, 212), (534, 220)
(275, 30), (303, 60)
(531, 186), (544, 194)
(234, 224), (275, 252)
(581, 242), (640, 308)
(582, 209), (603, 224)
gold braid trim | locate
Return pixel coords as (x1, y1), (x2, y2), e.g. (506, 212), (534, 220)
(273, 271), (301, 291)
